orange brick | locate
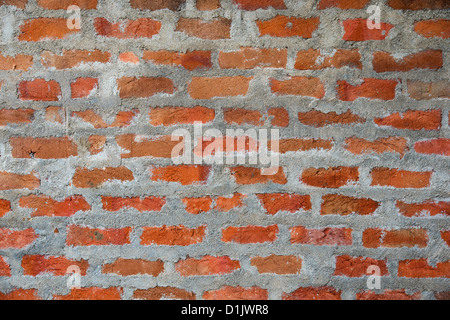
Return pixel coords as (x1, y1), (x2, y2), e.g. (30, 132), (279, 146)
(302, 167), (359, 188)
(175, 256), (240, 276)
(143, 50), (212, 71)
(141, 225), (206, 246)
(102, 258), (164, 276)
(271, 77), (325, 98)
(66, 225), (132, 246)
(363, 228), (428, 248)
(257, 16), (319, 38)
(176, 18), (231, 39)
(219, 48), (287, 69)
(19, 195), (90, 217)
(283, 287), (341, 300)
(343, 19), (394, 41)
(203, 286), (268, 300)
(188, 76), (252, 99)
(222, 225), (278, 244)
(290, 226), (353, 246)
(94, 18), (161, 39)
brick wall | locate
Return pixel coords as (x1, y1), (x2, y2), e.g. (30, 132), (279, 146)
(0, 0), (448, 300)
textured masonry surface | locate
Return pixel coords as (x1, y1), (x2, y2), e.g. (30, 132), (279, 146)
(0, 0), (449, 300)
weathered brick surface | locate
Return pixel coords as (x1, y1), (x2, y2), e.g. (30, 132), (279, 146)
(0, 0), (448, 301)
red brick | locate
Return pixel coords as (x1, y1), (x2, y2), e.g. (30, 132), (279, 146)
(270, 77), (325, 98)
(373, 50), (443, 72)
(195, 135), (259, 158)
(396, 200), (449, 217)
(54, 287), (122, 300)
(321, 195), (379, 216)
(407, 81), (450, 100)
(230, 166), (287, 185)
(150, 165), (210, 185)
(117, 77), (175, 98)
(22, 255), (89, 276)
(182, 197), (212, 215)
(0, 0), (28, 8)
(188, 76), (252, 99)
(219, 48), (287, 69)
(19, 79), (61, 101)
(175, 256), (240, 276)
(251, 255), (302, 274)
(73, 109), (138, 129)
(0, 289), (41, 300)
(214, 193), (246, 212)
(19, 195), (90, 217)
(203, 286), (268, 300)
(344, 137), (409, 158)
(102, 258), (164, 276)
(0, 256), (11, 276)
(295, 49), (362, 70)
(116, 134), (181, 158)
(71, 78), (98, 99)
(10, 137), (78, 159)
(298, 109), (365, 127)
(143, 50), (212, 71)
(176, 18), (231, 39)
(133, 287), (195, 300)
(197, 0), (220, 10)
(0, 109), (34, 126)
(141, 225), (206, 246)
(130, 0), (185, 10)
(0, 228), (37, 249)
(302, 167), (359, 188)
(415, 139), (450, 156)
(435, 292), (450, 300)
(441, 231), (450, 247)
(222, 225), (278, 244)
(371, 168), (432, 188)
(72, 167), (134, 188)
(45, 107), (64, 124)
(415, 19), (450, 39)
(0, 199), (11, 217)
(363, 228), (428, 248)
(94, 18), (161, 39)
(149, 106), (215, 126)
(257, 16), (320, 38)
(282, 287), (341, 300)
(335, 255), (388, 277)
(224, 107), (290, 127)
(66, 225), (132, 246)
(224, 108), (263, 126)
(268, 108), (289, 127)
(337, 78), (398, 101)
(387, 0), (450, 10)
(119, 52), (139, 64)
(19, 18), (79, 41)
(41, 50), (111, 69)
(88, 135), (106, 155)
(232, 0), (286, 10)
(343, 19), (394, 41)
(0, 172), (40, 191)
(318, 0), (369, 9)
(257, 193), (311, 215)
(398, 259), (449, 278)
(37, 0), (97, 9)
(102, 196), (166, 213)
(290, 226), (352, 246)
(375, 110), (441, 130)
(357, 290), (420, 300)
(0, 53), (33, 71)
